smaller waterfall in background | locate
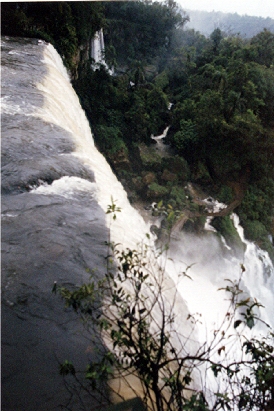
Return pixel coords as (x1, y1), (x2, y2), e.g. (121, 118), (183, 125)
(90, 29), (112, 73)
(164, 210), (274, 400)
(91, 29), (105, 63)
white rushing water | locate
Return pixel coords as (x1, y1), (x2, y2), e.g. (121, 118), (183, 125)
(31, 43), (149, 248)
(168, 213), (274, 330)
(90, 29), (112, 73)
(90, 29), (105, 65)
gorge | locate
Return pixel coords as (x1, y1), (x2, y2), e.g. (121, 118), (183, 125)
(1, 37), (274, 411)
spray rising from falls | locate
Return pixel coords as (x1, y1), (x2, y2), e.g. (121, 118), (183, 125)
(167, 209), (274, 333)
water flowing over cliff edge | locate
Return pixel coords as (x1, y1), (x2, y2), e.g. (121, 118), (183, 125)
(1, 37), (149, 411)
(1, 38), (274, 411)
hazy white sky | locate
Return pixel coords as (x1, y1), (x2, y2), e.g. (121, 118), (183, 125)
(177, 0), (274, 18)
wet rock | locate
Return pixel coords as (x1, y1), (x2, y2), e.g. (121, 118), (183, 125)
(1, 38), (108, 411)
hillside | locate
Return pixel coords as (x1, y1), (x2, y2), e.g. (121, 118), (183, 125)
(184, 8), (274, 37)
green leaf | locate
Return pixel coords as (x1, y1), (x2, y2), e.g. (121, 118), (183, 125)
(246, 317), (255, 329)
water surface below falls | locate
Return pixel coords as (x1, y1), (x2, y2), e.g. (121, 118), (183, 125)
(1, 37), (273, 411)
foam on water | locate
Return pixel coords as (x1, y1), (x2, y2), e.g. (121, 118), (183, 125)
(32, 43), (150, 248)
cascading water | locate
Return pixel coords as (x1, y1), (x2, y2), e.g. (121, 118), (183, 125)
(1, 37), (149, 411)
(1, 37), (273, 411)
(34, 42), (148, 247)
(167, 213), (274, 332)
(91, 29), (105, 64)
(90, 29), (112, 73)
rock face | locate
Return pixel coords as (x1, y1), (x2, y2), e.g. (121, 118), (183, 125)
(1, 37), (110, 411)
(2, 191), (108, 411)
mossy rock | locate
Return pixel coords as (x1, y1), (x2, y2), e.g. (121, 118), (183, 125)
(168, 185), (187, 208)
(242, 220), (274, 263)
(242, 220), (267, 242)
(139, 143), (162, 171)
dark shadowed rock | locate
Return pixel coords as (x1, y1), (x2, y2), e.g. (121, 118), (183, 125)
(1, 37), (109, 411)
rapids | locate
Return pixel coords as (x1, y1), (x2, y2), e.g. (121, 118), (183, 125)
(1, 37), (273, 411)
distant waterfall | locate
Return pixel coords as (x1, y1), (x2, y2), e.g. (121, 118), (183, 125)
(90, 29), (112, 72)
(91, 29), (105, 63)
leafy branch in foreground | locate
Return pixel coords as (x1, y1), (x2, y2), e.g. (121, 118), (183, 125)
(53, 206), (274, 411)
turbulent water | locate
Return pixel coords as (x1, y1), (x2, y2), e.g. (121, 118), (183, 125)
(1, 37), (274, 411)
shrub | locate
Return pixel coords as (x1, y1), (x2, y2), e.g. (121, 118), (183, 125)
(243, 220), (268, 242)
(169, 185), (187, 208)
(95, 126), (127, 156)
(147, 182), (169, 199)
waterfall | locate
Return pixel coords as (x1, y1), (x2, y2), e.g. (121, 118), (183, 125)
(1, 37), (149, 411)
(90, 29), (112, 73)
(91, 29), (105, 63)
(2, 37), (273, 411)
(167, 213), (274, 332)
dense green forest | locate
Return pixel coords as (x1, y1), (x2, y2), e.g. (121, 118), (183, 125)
(2, 1), (274, 255)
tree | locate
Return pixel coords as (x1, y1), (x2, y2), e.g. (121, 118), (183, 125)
(210, 28), (223, 54)
(250, 29), (274, 68)
(54, 205), (274, 411)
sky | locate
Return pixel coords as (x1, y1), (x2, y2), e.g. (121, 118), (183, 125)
(177, 0), (274, 18)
